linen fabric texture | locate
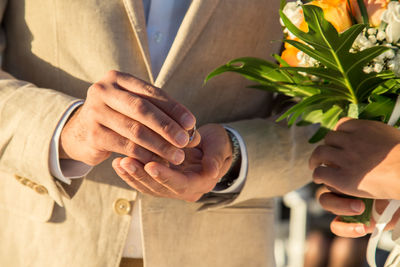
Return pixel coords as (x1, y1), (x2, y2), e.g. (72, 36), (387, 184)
(0, 0), (314, 266)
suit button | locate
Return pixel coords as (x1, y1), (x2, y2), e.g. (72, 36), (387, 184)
(19, 178), (30, 185)
(114, 199), (131, 215)
(33, 185), (48, 195)
(25, 181), (35, 188)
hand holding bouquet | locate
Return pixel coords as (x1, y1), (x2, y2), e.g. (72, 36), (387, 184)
(207, 0), (400, 224)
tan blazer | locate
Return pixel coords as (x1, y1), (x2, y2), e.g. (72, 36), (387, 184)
(0, 0), (314, 266)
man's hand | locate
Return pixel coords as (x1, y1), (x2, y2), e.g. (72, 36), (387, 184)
(112, 124), (233, 202)
(60, 70), (196, 166)
(316, 186), (400, 237)
(309, 118), (400, 200)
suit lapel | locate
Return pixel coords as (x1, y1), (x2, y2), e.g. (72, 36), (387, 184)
(155, 0), (221, 88)
(122, 0), (154, 83)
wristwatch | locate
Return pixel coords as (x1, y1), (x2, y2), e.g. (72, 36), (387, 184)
(214, 130), (241, 190)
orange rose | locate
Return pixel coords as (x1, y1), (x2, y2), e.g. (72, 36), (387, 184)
(309, 0), (353, 32)
(348, 0), (391, 27)
(281, 45), (301, 67)
(281, 0), (353, 66)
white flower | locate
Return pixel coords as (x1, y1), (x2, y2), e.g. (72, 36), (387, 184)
(368, 35), (377, 44)
(374, 52), (386, 63)
(282, 2), (303, 26)
(363, 66), (373, 73)
(389, 54), (400, 76)
(281, 2), (303, 38)
(388, 59), (396, 70)
(385, 49), (396, 59)
(367, 28), (377, 35)
(354, 34), (374, 50)
(374, 63), (384, 73)
(377, 30), (386, 41)
(381, 2), (400, 44)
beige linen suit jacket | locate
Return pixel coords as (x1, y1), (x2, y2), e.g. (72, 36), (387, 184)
(0, 0), (314, 266)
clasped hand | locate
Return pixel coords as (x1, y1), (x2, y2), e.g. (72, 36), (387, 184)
(60, 70), (233, 202)
(309, 118), (400, 237)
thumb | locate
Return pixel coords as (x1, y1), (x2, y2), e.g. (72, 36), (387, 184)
(200, 128), (232, 178)
(201, 156), (220, 180)
(334, 117), (355, 131)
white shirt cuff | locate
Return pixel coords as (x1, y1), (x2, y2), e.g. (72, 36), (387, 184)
(49, 100), (93, 184)
(211, 126), (248, 194)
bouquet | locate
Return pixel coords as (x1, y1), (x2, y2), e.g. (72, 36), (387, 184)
(206, 0), (400, 225)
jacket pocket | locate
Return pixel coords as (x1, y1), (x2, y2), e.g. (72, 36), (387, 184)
(0, 170), (54, 222)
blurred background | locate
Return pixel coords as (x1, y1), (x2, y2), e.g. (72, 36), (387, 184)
(275, 184), (395, 267)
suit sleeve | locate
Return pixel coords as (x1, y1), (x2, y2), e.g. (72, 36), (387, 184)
(0, 1), (80, 206)
(201, 117), (317, 209)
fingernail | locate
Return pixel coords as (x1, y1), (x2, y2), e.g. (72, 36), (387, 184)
(148, 168), (159, 177)
(124, 163), (136, 174)
(173, 150), (185, 164)
(180, 113), (195, 129)
(355, 225), (365, 235)
(175, 131), (189, 146)
(351, 201), (363, 213)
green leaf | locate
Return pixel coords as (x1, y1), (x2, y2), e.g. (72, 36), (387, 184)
(273, 54), (290, 67)
(347, 103), (360, 118)
(370, 78), (400, 95)
(321, 105), (343, 128)
(281, 66), (347, 88)
(357, 0), (369, 24)
(205, 57), (319, 97)
(345, 46), (390, 84)
(309, 105), (343, 143)
(280, 0), (286, 11)
(277, 94), (328, 122)
(360, 95), (396, 122)
(309, 127), (330, 143)
(283, 40), (337, 69)
(280, 5), (391, 105)
(336, 24), (365, 56)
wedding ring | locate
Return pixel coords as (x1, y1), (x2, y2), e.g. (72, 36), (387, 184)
(188, 125), (196, 142)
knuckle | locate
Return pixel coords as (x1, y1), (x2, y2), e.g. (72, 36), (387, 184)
(128, 143), (143, 157)
(135, 99), (150, 115)
(156, 142), (171, 156)
(106, 70), (120, 80)
(169, 102), (181, 116)
(143, 83), (156, 95)
(126, 120), (143, 137)
(85, 105), (102, 121)
(129, 97), (149, 115)
(142, 83), (160, 97)
(123, 140), (138, 156)
(129, 121), (144, 139)
(159, 117), (174, 134)
(88, 83), (105, 98)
